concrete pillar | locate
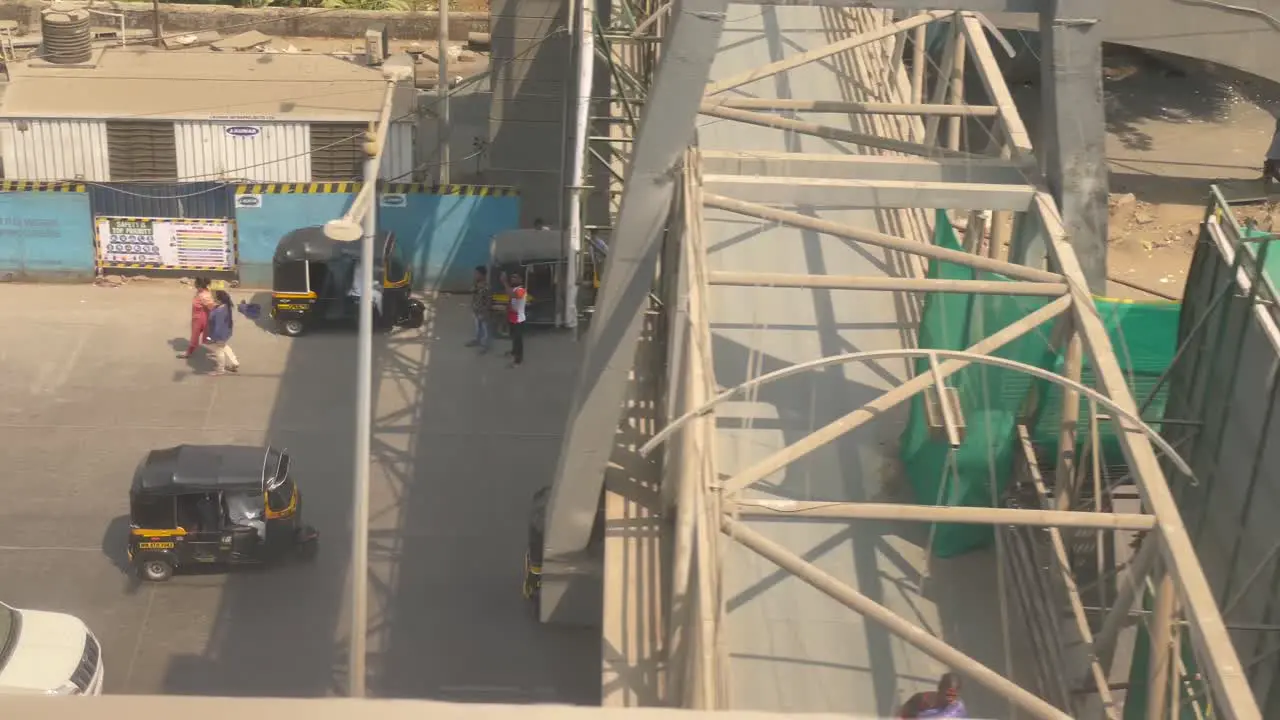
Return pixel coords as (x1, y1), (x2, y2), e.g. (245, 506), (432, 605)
(1038, 0), (1108, 291)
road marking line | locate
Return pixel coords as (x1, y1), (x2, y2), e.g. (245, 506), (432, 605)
(123, 584), (156, 690)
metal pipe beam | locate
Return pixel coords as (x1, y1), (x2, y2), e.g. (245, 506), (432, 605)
(726, 0), (1040, 9)
(701, 173), (1037, 211)
(704, 10), (949, 97)
(731, 499), (1157, 530)
(1035, 192), (1259, 719)
(706, 271), (1068, 296)
(1147, 571), (1177, 720)
(1095, 537), (1159, 671)
(699, 103), (979, 160)
(723, 516), (1073, 720)
(704, 192), (1065, 284)
(539, 0), (731, 623)
(959, 14), (1034, 157)
(700, 151), (1031, 185)
(700, 97), (999, 116)
(713, 343), (1190, 497)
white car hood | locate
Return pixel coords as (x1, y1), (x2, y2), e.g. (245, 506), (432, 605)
(0, 609), (87, 694)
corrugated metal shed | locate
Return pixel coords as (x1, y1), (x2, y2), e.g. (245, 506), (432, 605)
(0, 47), (416, 122)
(382, 122), (415, 181)
(0, 119), (110, 181)
(88, 182), (233, 220)
(174, 122), (311, 182)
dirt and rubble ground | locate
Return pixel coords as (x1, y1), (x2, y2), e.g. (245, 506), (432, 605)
(1012, 45), (1280, 301)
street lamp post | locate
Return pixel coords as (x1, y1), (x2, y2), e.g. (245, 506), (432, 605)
(325, 66), (411, 699)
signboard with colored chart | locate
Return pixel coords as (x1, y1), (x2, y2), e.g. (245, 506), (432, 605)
(94, 216), (235, 271)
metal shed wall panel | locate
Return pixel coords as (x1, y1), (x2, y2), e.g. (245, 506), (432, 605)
(89, 182), (233, 220)
(381, 122), (415, 182)
(175, 122), (310, 182)
(0, 119), (110, 181)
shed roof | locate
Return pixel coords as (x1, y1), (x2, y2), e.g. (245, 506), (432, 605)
(0, 47), (415, 121)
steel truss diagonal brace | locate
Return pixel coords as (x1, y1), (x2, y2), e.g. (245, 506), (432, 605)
(724, 517), (1072, 720)
(1034, 193), (1260, 720)
(704, 10), (949, 96)
(699, 103), (979, 160)
(706, 271), (1067, 296)
(731, 499), (1156, 530)
(704, 192), (1064, 283)
(541, 0), (731, 561)
(715, 297), (1068, 495)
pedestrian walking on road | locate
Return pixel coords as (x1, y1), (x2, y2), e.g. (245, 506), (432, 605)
(500, 271), (527, 368)
(466, 265), (492, 352)
(1265, 114), (1280, 195)
(206, 290), (240, 376)
(178, 277), (215, 359)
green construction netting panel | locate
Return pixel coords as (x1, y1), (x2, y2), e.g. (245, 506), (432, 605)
(1028, 299), (1180, 467)
(901, 211), (1180, 558)
(900, 212), (1058, 557)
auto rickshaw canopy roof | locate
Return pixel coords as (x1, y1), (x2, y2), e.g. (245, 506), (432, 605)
(273, 226), (389, 264)
(131, 445), (286, 495)
(490, 229), (562, 265)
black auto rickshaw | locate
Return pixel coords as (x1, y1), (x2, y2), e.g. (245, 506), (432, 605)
(127, 444), (319, 582)
(270, 226), (426, 337)
(489, 229), (600, 335)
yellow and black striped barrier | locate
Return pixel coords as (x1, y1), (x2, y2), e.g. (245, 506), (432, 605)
(0, 180), (86, 192)
(384, 184), (519, 197)
(233, 182), (519, 197)
(235, 182), (363, 194)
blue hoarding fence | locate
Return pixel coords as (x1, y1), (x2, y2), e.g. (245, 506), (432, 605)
(232, 182), (360, 287)
(232, 182), (520, 291)
(0, 181), (95, 281)
(378, 183), (521, 293)
(0, 180), (522, 286)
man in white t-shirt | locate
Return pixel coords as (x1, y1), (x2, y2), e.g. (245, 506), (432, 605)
(500, 271), (527, 368)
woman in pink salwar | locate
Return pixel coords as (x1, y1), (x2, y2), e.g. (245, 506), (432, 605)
(179, 277), (215, 359)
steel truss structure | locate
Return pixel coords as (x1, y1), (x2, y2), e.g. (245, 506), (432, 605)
(542, 2), (1261, 719)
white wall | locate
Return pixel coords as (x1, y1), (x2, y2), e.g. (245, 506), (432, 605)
(0, 119), (110, 181)
(175, 121), (311, 182)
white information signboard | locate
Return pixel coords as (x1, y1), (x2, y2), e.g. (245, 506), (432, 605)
(95, 217), (233, 270)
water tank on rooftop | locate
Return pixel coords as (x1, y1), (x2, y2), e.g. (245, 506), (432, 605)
(41, 5), (92, 65)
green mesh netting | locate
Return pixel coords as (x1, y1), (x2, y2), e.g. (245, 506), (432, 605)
(900, 211), (1179, 558)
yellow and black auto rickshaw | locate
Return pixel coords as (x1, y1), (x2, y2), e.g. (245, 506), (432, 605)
(270, 226), (426, 337)
(127, 444), (319, 582)
(489, 228), (600, 335)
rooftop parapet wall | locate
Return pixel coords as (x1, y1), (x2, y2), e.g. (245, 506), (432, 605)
(0, 0), (489, 42)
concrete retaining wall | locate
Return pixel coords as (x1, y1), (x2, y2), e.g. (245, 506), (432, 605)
(0, 1), (488, 41)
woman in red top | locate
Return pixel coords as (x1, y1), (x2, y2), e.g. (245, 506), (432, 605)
(179, 277), (215, 359)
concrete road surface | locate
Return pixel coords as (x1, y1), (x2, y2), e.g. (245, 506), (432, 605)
(0, 282), (598, 702)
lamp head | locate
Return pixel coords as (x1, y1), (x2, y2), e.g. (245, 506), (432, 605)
(323, 219), (362, 242)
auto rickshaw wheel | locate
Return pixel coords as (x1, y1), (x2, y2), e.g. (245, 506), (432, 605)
(140, 558), (174, 582)
(278, 318), (306, 337)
